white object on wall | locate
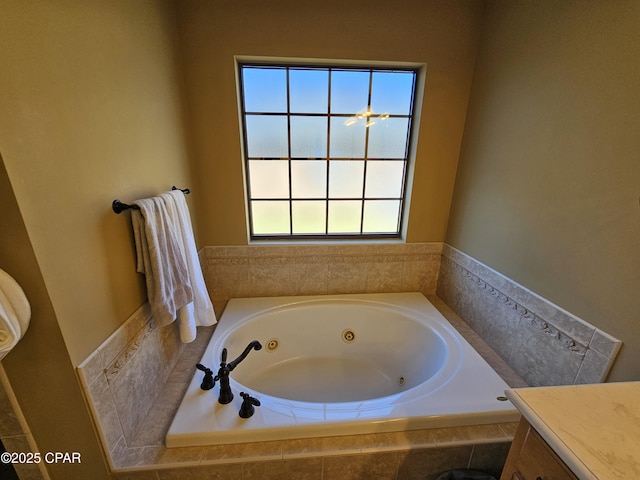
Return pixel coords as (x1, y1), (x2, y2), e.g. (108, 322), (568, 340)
(0, 268), (31, 360)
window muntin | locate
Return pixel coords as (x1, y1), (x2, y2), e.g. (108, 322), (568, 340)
(239, 63), (418, 240)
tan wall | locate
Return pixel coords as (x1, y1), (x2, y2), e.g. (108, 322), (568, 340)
(446, 0), (640, 381)
(0, 159), (108, 478)
(1, 1), (193, 478)
(175, 0), (485, 245)
(0, 0), (192, 366)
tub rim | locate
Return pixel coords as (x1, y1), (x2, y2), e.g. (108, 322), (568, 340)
(210, 295), (465, 408)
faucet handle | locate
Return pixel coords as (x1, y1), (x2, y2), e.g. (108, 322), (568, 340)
(239, 392), (261, 418)
(195, 363), (215, 390)
(220, 347), (227, 364)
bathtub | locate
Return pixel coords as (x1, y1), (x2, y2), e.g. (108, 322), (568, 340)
(165, 292), (519, 447)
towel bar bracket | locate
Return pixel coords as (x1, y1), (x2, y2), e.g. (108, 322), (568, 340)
(112, 186), (190, 214)
(112, 199), (139, 214)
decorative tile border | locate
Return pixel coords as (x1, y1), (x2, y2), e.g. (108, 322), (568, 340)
(449, 260), (587, 357)
(437, 245), (622, 386)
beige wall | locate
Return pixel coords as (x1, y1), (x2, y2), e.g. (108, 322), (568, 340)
(0, 158), (108, 479)
(0, 0), (192, 366)
(1, 0), (193, 478)
(446, 0), (640, 381)
(174, 0), (485, 245)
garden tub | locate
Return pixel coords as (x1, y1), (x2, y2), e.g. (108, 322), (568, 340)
(166, 292), (518, 447)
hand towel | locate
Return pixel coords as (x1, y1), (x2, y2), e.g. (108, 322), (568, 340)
(164, 190), (217, 341)
(131, 196), (193, 328)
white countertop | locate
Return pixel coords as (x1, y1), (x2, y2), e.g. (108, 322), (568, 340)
(506, 382), (640, 480)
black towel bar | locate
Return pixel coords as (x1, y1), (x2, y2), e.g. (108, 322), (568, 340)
(112, 186), (190, 214)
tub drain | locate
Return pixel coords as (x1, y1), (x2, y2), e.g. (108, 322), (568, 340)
(265, 338), (279, 352)
(342, 329), (356, 343)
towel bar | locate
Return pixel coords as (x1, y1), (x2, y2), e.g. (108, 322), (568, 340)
(112, 186), (190, 214)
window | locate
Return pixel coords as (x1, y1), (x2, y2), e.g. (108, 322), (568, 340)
(238, 61), (419, 240)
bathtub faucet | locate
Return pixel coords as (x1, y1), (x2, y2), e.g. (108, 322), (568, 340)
(215, 340), (262, 404)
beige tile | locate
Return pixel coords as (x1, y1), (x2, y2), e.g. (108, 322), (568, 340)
(168, 326), (215, 384)
(139, 445), (203, 467)
(282, 435), (361, 459)
(109, 435), (129, 468)
(358, 431), (411, 453)
(248, 259), (291, 297)
(432, 424), (510, 446)
(114, 443), (203, 469)
(327, 261), (369, 294)
(86, 373), (125, 451)
(129, 382), (189, 447)
(111, 322), (183, 443)
(575, 348), (609, 384)
(288, 262), (329, 296)
(104, 320), (155, 385)
(402, 255), (439, 294)
(203, 245), (251, 259)
(242, 458), (322, 480)
(428, 295), (528, 388)
(77, 348), (104, 386)
(498, 421), (520, 439)
(589, 328), (621, 358)
(403, 429), (440, 448)
(100, 303), (152, 369)
(112, 444), (151, 469)
(200, 440), (282, 464)
(0, 381), (23, 437)
(323, 452), (399, 480)
(397, 445), (473, 480)
(157, 463), (243, 480)
(365, 259), (404, 293)
(111, 471), (158, 480)
(468, 442), (511, 478)
(204, 261), (251, 302)
(438, 245), (621, 387)
(405, 242), (444, 255)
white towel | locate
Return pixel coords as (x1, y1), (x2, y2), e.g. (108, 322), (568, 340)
(131, 196), (193, 329)
(163, 190), (217, 341)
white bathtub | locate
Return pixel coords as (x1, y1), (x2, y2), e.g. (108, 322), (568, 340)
(166, 292), (518, 447)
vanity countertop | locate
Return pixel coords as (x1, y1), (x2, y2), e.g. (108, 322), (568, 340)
(505, 381), (640, 480)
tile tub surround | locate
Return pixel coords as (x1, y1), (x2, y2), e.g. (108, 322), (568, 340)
(77, 302), (196, 470)
(201, 243), (443, 314)
(77, 287), (525, 478)
(437, 245), (622, 387)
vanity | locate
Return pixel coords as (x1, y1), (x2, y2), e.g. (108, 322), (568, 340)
(501, 382), (640, 480)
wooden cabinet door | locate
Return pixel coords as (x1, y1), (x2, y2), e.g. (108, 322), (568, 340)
(501, 418), (578, 480)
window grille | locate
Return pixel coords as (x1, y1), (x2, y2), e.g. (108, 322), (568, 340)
(238, 62), (418, 240)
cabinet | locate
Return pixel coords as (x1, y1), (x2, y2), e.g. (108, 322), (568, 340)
(501, 418), (578, 480)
